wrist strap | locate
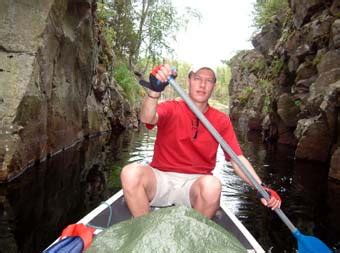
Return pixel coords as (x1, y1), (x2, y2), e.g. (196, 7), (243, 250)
(147, 93), (160, 99)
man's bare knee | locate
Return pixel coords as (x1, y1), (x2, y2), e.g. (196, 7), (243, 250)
(120, 163), (143, 189)
(120, 163), (156, 217)
(191, 176), (221, 205)
(120, 163), (156, 199)
(190, 175), (221, 218)
(200, 176), (222, 200)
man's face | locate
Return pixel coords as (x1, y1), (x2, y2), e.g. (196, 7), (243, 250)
(188, 68), (216, 103)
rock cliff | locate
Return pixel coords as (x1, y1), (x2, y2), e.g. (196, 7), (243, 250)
(229, 0), (340, 180)
(0, 0), (136, 182)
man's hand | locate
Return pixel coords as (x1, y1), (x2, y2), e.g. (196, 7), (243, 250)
(138, 64), (176, 92)
(259, 185), (281, 210)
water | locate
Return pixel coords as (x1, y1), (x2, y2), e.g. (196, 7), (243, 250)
(0, 128), (339, 253)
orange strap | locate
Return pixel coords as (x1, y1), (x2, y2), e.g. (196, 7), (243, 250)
(61, 223), (95, 250)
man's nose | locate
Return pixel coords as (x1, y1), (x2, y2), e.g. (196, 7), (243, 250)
(199, 79), (207, 87)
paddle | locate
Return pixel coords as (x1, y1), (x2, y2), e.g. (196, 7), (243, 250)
(167, 78), (332, 253)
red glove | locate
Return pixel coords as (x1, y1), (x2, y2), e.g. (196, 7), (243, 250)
(262, 186), (281, 202)
(257, 184), (281, 210)
(150, 65), (163, 76)
(138, 65), (176, 92)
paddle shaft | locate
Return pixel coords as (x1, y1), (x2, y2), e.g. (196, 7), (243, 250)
(169, 79), (297, 233)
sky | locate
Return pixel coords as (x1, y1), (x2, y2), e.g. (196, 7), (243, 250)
(170, 0), (257, 68)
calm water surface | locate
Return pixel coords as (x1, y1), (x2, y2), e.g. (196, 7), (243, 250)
(0, 127), (339, 252)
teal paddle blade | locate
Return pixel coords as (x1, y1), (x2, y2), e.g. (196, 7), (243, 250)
(293, 230), (332, 253)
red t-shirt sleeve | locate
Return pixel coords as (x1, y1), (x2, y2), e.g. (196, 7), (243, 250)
(220, 116), (243, 161)
(145, 101), (174, 130)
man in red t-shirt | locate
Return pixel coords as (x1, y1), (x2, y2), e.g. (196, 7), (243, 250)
(121, 64), (281, 218)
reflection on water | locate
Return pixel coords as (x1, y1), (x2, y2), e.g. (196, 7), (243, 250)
(229, 130), (340, 252)
(0, 127), (339, 252)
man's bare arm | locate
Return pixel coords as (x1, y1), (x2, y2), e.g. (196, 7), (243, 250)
(140, 91), (160, 125)
(231, 155), (262, 186)
(231, 155), (281, 209)
(139, 64), (171, 125)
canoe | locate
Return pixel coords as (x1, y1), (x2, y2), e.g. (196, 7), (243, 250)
(75, 189), (265, 253)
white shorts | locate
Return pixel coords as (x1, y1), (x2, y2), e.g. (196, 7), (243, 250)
(149, 168), (205, 208)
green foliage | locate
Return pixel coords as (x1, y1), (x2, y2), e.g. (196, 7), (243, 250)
(258, 79), (272, 113)
(113, 61), (141, 103)
(97, 0), (200, 68)
(97, 1), (116, 44)
(229, 53), (267, 75)
(239, 61), (250, 73)
(280, 9), (293, 42)
(258, 79), (271, 89)
(252, 0), (289, 30)
(214, 65), (231, 100)
(294, 99), (301, 108)
(251, 58), (267, 73)
(270, 58), (284, 76)
(111, 0), (137, 61)
(240, 57), (267, 75)
(138, 2), (201, 68)
(263, 95), (271, 113)
(239, 86), (254, 106)
(141, 1), (179, 63)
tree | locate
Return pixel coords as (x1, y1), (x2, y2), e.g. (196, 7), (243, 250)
(98, 0), (200, 68)
(97, 0), (200, 103)
(252, 0), (289, 31)
(112, 0), (138, 61)
(137, 2), (201, 70)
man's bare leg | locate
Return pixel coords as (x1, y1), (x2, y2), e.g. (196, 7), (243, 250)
(120, 163), (157, 217)
(190, 175), (221, 218)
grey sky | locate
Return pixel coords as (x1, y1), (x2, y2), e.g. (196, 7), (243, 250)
(171, 0), (256, 67)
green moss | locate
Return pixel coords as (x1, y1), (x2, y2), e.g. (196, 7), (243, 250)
(258, 79), (272, 114)
(250, 58), (267, 73)
(270, 58), (284, 77)
(258, 79), (272, 97)
(280, 9), (293, 42)
(294, 99), (301, 108)
(262, 96), (271, 113)
(313, 52), (325, 66)
(238, 57), (267, 75)
(239, 86), (254, 106)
